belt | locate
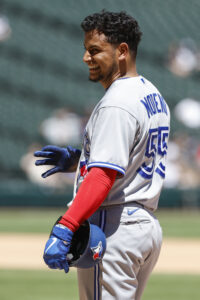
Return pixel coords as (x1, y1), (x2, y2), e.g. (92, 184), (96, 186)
(100, 201), (145, 211)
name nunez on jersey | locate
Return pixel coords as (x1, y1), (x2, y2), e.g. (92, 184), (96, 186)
(140, 93), (168, 118)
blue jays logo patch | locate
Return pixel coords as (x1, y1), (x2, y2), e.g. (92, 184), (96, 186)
(83, 130), (90, 159)
(91, 241), (103, 261)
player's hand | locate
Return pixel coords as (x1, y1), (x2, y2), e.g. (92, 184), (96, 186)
(43, 224), (73, 273)
(34, 145), (81, 178)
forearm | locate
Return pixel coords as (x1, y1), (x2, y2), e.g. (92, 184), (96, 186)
(59, 167), (117, 231)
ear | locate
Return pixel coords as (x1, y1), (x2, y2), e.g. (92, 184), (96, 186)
(118, 43), (129, 61)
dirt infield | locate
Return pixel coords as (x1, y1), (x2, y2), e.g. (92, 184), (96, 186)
(0, 233), (200, 274)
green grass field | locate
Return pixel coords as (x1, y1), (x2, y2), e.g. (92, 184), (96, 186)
(0, 207), (200, 238)
(0, 269), (200, 300)
(0, 208), (200, 300)
(0, 269), (79, 300)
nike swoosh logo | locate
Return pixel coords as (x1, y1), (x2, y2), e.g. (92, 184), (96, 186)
(45, 237), (57, 254)
(127, 208), (140, 215)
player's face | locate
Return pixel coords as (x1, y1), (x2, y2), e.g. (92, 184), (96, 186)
(83, 30), (120, 89)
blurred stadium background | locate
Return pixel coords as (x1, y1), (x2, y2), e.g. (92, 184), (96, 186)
(0, 1), (200, 300)
(0, 0), (199, 208)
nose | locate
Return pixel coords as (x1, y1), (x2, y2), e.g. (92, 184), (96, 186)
(83, 50), (92, 64)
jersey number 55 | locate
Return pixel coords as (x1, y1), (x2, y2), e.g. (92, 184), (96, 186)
(137, 126), (169, 179)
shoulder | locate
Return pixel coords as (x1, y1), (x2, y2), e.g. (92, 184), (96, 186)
(96, 77), (149, 118)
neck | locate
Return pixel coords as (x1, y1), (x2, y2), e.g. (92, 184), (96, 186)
(120, 61), (138, 78)
(119, 69), (139, 79)
(119, 56), (138, 79)
(101, 68), (138, 89)
(100, 58), (138, 89)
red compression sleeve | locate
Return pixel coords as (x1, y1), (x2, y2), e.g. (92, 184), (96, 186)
(59, 167), (117, 232)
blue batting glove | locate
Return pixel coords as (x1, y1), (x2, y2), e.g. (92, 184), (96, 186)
(43, 224), (73, 273)
(34, 145), (81, 178)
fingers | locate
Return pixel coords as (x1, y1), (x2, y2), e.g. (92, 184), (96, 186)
(62, 261), (69, 273)
(44, 256), (69, 272)
(34, 150), (55, 158)
(35, 159), (60, 178)
(46, 260), (67, 271)
(34, 145), (69, 177)
(35, 158), (56, 166)
(42, 145), (64, 153)
(42, 166), (60, 178)
(48, 262), (69, 273)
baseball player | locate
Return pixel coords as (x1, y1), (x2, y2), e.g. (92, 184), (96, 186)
(34, 11), (170, 300)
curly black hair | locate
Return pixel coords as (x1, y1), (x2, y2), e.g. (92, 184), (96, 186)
(81, 10), (142, 56)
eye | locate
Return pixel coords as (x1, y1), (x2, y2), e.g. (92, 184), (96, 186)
(89, 48), (100, 56)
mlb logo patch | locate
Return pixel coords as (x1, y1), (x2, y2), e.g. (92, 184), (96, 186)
(91, 241), (103, 260)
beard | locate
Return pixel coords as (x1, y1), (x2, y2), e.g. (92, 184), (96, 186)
(88, 69), (103, 83)
(89, 74), (103, 82)
(88, 60), (118, 84)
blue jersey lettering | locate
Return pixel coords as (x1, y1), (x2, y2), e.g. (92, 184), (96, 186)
(140, 93), (168, 118)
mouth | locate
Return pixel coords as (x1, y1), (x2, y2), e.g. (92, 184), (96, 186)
(89, 67), (100, 72)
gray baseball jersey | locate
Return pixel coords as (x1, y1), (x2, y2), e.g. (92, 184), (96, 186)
(75, 76), (170, 300)
(74, 76), (170, 211)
